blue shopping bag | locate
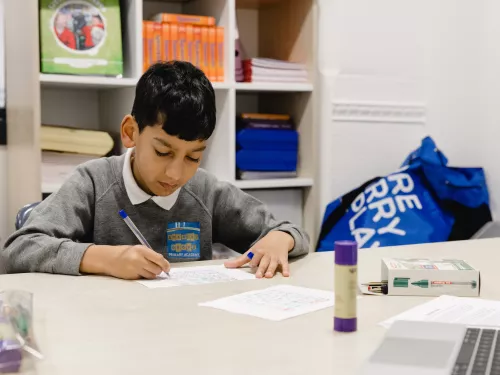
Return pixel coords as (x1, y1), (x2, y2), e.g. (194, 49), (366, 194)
(316, 137), (492, 251)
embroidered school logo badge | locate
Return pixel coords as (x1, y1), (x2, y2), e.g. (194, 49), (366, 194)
(166, 222), (201, 260)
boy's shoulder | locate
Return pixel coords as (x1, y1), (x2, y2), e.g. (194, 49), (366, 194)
(77, 154), (122, 175)
(74, 154), (124, 189)
(185, 168), (218, 192)
(184, 168), (235, 198)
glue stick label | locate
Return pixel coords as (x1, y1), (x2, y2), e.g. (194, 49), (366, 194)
(334, 265), (357, 319)
(166, 222), (201, 260)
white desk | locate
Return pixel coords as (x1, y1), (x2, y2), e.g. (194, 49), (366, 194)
(2, 238), (499, 375)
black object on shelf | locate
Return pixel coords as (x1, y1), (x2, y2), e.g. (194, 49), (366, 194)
(0, 108), (6, 145)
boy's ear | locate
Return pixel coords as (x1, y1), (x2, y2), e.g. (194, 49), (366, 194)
(121, 115), (139, 148)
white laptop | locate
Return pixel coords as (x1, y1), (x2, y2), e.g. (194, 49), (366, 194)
(361, 320), (500, 375)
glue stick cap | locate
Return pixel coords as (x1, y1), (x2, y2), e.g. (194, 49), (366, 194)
(334, 240), (358, 266)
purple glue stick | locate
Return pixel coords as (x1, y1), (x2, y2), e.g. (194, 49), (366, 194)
(0, 317), (22, 373)
(334, 240), (358, 332)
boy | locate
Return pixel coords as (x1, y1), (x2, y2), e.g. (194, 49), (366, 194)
(1, 61), (309, 280)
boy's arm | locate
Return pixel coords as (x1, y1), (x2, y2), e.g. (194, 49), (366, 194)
(212, 182), (310, 257)
(1, 166), (97, 275)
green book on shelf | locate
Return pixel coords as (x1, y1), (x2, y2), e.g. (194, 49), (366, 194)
(39, 0), (123, 76)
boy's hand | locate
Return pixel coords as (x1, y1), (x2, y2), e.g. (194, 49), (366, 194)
(110, 245), (171, 280)
(224, 231), (295, 278)
(81, 244), (170, 280)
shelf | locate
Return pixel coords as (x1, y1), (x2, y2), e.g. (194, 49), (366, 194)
(42, 183), (61, 194)
(40, 74), (138, 89)
(234, 82), (313, 92)
(233, 177), (314, 189)
(41, 75), (310, 92)
(41, 74), (232, 90)
(211, 82), (233, 90)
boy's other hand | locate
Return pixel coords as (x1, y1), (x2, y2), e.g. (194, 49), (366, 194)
(224, 231), (295, 278)
(111, 245), (171, 280)
(81, 244), (170, 280)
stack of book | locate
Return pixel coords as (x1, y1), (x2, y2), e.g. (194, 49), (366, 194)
(41, 125), (115, 192)
(143, 13), (224, 82)
(242, 58), (308, 84)
(235, 113), (299, 180)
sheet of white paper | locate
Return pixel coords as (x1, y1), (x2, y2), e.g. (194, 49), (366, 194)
(199, 285), (335, 321)
(380, 295), (500, 329)
(136, 265), (255, 288)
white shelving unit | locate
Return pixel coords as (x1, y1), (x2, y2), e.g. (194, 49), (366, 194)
(40, 74), (138, 89)
(5, 0), (320, 244)
(233, 177), (314, 190)
(234, 82), (314, 92)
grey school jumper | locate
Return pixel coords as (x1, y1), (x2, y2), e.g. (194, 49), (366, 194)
(1, 154), (310, 275)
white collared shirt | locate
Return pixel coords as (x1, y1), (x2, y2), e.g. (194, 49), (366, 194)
(122, 148), (180, 210)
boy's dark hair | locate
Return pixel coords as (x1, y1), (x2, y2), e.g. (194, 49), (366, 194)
(131, 61), (216, 141)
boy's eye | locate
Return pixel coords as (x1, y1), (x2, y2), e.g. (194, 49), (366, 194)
(155, 150), (171, 157)
(187, 156), (200, 163)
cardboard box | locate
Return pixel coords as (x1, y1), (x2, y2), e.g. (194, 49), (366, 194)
(381, 258), (480, 297)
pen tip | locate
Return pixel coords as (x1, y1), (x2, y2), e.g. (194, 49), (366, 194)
(119, 210), (127, 219)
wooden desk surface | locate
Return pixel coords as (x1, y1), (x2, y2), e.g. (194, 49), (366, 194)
(2, 238), (499, 375)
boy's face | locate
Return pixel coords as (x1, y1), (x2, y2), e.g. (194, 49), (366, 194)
(121, 116), (206, 196)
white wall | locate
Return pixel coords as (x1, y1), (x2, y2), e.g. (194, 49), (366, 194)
(317, 0), (492, 223)
(479, 0), (500, 220)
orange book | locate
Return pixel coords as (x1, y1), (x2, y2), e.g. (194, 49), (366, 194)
(200, 26), (209, 76)
(161, 23), (170, 61)
(207, 26), (216, 81)
(144, 21), (155, 71)
(215, 27), (224, 82)
(193, 26), (202, 69)
(152, 22), (162, 63)
(142, 22), (148, 72)
(152, 13), (215, 26)
(170, 23), (179, 61)
(186, 25), (194, 64)
(178, 24), (187, 61)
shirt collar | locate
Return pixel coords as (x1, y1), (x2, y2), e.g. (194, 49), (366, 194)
(122, 148), (180, 211)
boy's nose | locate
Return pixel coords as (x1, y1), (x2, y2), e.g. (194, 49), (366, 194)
(165, 162), (182, 182)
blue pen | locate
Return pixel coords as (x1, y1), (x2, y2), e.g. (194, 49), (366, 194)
(119, 209), (170, 278)
(247, 251), (254, 260)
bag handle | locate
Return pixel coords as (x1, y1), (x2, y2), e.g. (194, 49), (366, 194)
(315, 177), (380, 251)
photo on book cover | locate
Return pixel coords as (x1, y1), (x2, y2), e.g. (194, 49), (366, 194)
(53, 2), (106, 52)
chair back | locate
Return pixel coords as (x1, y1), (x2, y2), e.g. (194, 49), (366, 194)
(15, 202), (40, 230)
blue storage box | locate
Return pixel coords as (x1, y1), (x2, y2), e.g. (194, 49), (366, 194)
(236, 150), (298, 171)
(236, 129), (298, 150)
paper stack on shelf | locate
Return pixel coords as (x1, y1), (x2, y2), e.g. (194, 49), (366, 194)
(144, 13), (224, 82)
(242, 58), (308, 83)
(41, 125), (115, 192)
(236, 113), (298, 180)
